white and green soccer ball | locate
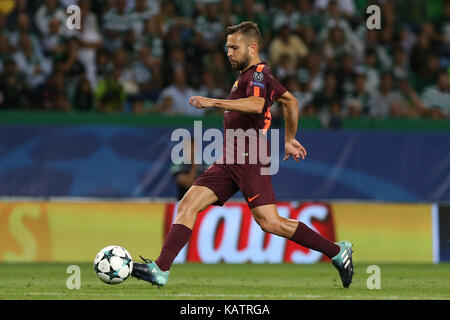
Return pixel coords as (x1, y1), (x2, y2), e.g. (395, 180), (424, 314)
(94, 245), (133, 285)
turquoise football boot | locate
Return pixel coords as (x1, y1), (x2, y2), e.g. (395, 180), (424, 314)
(131, 256), (169, 288)
(331, 241), (354, 288)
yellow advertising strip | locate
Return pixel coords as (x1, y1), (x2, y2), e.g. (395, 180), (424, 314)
(0, 202), (433, 263)
(331, 203), (432, 263)
(0, 202), (165, 263)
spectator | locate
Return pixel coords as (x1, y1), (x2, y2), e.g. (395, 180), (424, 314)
(421, 70), (450, 119)
(272, 0), (300, 32)
(299, 25), (319, 52)
(0, 35), (12, 73)
(136, 16), (164, 60)
(369, 72), (407, 118)
(95, 68), (127, 113)
(0, 13), (6, 38)
(159, 0), (192, 36)
(131, 0), (161, 36)
(8, 13), (43, 56)
(315, 0), (356, 18)
(42, 17), (66, 60)
(274, 54), (297, 82)
(155, 68), (202, 116)
(396, 73), (427, 118)
(309, 72), (341, 115)
(336, 53), (356, 94)
(412, 53), (442, 93)
(194, 2), (226, 52)
(198, 70), (227, 112)
(73, 76), (95, 111)
(37, 70), (71, 111)
(0, 58), (32, 110)
(0, 0), (447, 123)
(285, 74), (313, 115)
(102, 0), (135, 51)
(410, 29), (433, 77)
(392, 46), (410, 80)
(13, 34), (52, 88)
(361, 29), (392, 69)
(5, 0), (33, 30)
(343, 68), (371, 116)
(322, 23), (352, 62)
(35, 0), (66, 36)
(54, 37), (85, 91)
(204, 49), (234, 89)
(363, 48), (381, 94)
(304, 51), (325, 93)
(74, 0), (103, 90)
(95, 48), (112, 81)
(297, 0), (324, 33)
(269, 24), (309, 67)
(232, 0), (271, 50)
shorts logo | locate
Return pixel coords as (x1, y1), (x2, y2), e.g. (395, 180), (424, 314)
(249, 81), (265, 89)
(231, 80), (239, 92)
(247, 194), (260, 202)
(253, 71), (264, 82)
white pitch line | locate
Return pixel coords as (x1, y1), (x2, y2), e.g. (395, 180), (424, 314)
(0, 292), (448, 300)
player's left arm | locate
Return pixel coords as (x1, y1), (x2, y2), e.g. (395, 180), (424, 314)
(189, 96), (265, 114)
(276, 91), (307, 162)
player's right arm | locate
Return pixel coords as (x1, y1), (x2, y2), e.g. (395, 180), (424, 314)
(276, 91), (307, 162)
(189, 95), (265, 114)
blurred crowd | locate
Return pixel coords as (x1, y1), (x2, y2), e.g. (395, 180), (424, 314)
(0, 0), (449, 125)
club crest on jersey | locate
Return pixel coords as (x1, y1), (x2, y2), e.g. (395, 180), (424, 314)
(253, 71), (264, 82)
(231, 80), (239, 92)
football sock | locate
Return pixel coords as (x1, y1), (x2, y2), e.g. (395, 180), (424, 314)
(155, 223), (192, 271)
(290, 222), (340, 259)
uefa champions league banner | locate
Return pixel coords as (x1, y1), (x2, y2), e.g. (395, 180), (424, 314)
(0, 124), (449, 202)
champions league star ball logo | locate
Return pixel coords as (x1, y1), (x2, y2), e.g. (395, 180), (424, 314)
(253, 72), (264, 82)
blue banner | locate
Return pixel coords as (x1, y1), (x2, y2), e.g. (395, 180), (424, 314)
(0, 125), (449, 201)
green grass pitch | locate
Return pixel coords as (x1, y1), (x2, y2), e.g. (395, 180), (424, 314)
(0, 263), (449, 300)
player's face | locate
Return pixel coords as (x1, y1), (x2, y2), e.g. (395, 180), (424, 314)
(226, 33), (251, 71)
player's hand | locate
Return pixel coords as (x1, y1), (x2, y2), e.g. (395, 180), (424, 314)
(284, 139), (307, 162)
(189, 96), (214, 109)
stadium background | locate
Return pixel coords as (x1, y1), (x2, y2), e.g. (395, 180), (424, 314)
(0, 0), (449, 266)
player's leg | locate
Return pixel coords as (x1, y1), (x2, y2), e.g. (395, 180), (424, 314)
(132, 163), (238, 287)
(251, 204), (354, 288)
(250, 204), (340, 258)
(155, 185), (218, 269)
(174, 185), (219, 229)
(131, 185), (218, 287)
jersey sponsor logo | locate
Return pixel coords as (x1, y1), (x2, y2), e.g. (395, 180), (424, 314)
(249, 80), (265, 89)
(231, 80), (239, 92)
(253, 71), (264, 82)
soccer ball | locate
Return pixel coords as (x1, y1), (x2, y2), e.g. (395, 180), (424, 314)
(93, 245), (133, 285)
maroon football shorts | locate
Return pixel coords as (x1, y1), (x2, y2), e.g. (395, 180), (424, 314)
(192, 163), (276, 209)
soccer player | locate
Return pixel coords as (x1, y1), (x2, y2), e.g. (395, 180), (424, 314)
(132, 21), (354, 288)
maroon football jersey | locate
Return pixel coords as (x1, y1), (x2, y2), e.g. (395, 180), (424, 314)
(222, 62), (287, 165)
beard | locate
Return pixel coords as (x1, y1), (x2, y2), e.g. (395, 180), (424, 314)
(230, 52), (251, 71)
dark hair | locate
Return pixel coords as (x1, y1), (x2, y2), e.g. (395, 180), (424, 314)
(226, 21), (261, 47)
